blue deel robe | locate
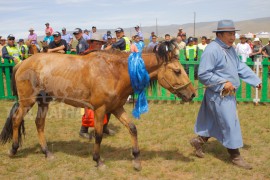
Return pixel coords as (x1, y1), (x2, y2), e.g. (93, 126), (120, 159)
(195, 38), (261, 149)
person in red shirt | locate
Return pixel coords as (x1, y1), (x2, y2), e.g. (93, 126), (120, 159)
(45, 22), (54, 34)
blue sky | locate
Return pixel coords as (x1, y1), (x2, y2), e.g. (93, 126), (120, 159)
(0, 0), (269, 39)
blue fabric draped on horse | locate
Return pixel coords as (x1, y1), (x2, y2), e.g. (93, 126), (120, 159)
(128, 41), (149, 119)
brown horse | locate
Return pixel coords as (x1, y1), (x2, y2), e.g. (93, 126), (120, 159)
(26, 40), (39, 55)
(0, 39), (196, 170)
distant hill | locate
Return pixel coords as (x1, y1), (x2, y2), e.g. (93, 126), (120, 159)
(137, 17), (270, 39)
(38, 17), (270, 41)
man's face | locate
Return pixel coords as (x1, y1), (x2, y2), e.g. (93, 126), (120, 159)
(135, 27), (139, 32)
(176, 36), (182, 43)
(201, 38), (206, 44)
(152, 36), (157, 42)
(8, 38), (15, 46)
(181, 35), (186, 40)
(0, 40), (6, 45)
(240, 37), (246, 43)
(92, 28), (96, 33)
(62, 30), (66, 35)
(165, 35), (170, 41)
(115, 31), (123, 38)
(218, 32), (236, 47)
(54, 36), (61, 43)
(74, 33), (82, 40)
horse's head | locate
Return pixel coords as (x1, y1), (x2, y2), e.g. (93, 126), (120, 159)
(154, 39), (196, 102)
(40, 41), (49, 53)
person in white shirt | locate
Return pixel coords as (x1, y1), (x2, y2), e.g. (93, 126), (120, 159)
(235, 35), (252, 63)
(197, 36), (208, 51)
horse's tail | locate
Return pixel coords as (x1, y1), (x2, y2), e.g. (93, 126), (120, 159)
(0, 102), (25, 145)
(12, 62), (23, 97)
(0, 63), (25, 145)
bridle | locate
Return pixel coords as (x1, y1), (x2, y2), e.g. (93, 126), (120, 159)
(161, 76), (191, 94)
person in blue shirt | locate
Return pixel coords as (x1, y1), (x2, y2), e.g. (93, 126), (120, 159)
(190, 20), (262, 170)
(147, 35), (158, 51)
(134, 25), (144, 41)
(61, 27), (73, 51)
(102, 30), (113, 41)
(43, 30), (54, 45)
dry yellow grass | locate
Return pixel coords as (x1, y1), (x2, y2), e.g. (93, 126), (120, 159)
(0, 101), (269, 180)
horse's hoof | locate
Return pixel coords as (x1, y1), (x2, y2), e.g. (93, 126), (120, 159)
(8, 149), (16, 157)
(132, 160), (142, 171)
(96, 161), (106, 170)
(46, 152), (55, 160)
(97, 163), (107, 171)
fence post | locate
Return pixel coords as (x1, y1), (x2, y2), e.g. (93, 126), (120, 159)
(261, 57), (269, 102)
(253, 57), (261, 103)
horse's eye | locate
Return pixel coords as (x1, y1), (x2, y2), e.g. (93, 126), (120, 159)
(173, 68), (181, 75)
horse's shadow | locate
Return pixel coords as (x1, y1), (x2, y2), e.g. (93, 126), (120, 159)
(12, 139), (193, 163)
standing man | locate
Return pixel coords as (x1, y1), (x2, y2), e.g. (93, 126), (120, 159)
(61, 27), (73, 51)
(190, 20), (261, 170)
(28, 28), (40, 50)
(105, 27), (130, 52)
(17, 39), (29, 60)
(48, 31), (67, 53)
(2, 34), (21, 64)
(71, 28), (89, 55)
(134, 25), (144, 41)
(147, 35), (158, 51)
(45, 22), (54, 34)
(102, 30), (112, 41)
(197, 36), (208, 51)
(235, 35), (252, 63)
(90, 26), (101, 40)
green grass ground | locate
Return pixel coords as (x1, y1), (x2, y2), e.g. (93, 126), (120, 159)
(0, 101), (269, 180)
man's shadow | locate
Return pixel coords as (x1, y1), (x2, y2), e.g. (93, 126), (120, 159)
(196, 140), (251, 162)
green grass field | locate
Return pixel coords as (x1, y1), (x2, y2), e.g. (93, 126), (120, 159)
(0, 101), (269, 179)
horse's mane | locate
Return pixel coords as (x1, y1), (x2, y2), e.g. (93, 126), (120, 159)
(155, 39), (178, 63)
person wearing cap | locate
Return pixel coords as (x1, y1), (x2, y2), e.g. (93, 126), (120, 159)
(101, 36), (113, 50)
(235, 35), (252, 63)
(134, 25), (144, 41)
(147, 35), (158, 51)
(17, 39), (29, 60)
(197, 36), (208, 51)
(43, 30), (54, 45)
(48, 31), (67, 53)
(250, 37), (262, 61)
(45, 22), (53, 34)
(0, 37), (6, 59)
(181, 32), (187, 44)
(149, 32), (155, 42)
(2, 34), (21, 65)
(105, 28), (130, 52)
(102, 30), (113, 41)
(71, 28), (89, 55)
(184, 37), (198, 76)
(83, 29), (91, 41)
(61, 27), (73, 51)
(28, 28), (40, 50)
(189, 20), (262, 170)
(177, 27), (184, 37)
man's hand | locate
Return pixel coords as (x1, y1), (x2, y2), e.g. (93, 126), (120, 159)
(224, 81), (235, 91)
(256, 83), (262, 90)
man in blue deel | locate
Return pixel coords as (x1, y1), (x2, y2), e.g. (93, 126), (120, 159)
(190, 20), (261, 170)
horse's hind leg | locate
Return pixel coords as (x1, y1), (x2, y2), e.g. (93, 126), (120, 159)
(92, 106), (106, 169)
(113, 107), (141, 171)
(35, 97), (53, 159)
(10, 100), (35, 157)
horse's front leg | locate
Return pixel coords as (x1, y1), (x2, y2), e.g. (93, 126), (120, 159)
(92, 107), (106, 169)
(113, 106), (141, 171)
